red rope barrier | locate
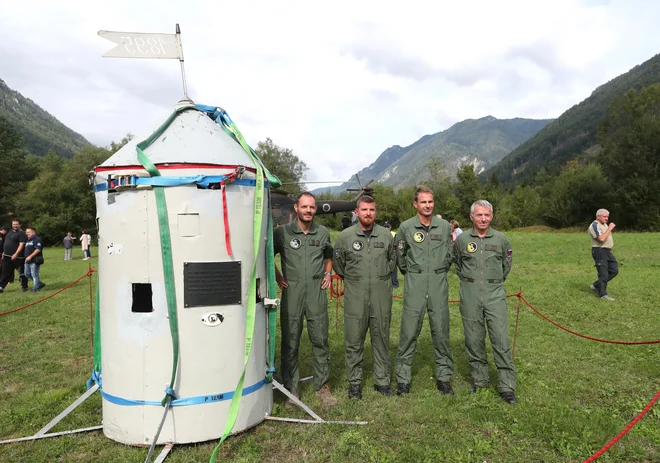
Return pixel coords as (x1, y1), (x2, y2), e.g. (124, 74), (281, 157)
(582, 389), (660, 462)
(519, 293), (660, 345)
(0, 268), (97, 317)
(512, 287), (523, 360)
(330, 275), (344, 334)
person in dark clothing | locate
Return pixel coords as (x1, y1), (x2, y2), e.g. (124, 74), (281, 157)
(342, 213), (351, 230)
(24, 226), (46, 291)
(0, 226), (8, 254)
(0, 219), (28, 293)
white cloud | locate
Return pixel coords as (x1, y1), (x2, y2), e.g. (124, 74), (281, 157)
(1, 0), (659, 189)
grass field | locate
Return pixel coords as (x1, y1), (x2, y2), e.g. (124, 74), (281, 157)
(0, 232), (659, 463)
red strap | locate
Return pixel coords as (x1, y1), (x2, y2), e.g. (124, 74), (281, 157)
(221, 181), (233, 256)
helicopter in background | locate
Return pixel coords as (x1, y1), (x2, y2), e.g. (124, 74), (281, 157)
(271, 175), (375, 226)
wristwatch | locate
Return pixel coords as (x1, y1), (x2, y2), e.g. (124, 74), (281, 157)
(324, 272), (332, 277)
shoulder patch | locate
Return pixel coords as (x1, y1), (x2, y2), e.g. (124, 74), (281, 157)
(334, 248), (342, 258)
(397, 239), (405, 250)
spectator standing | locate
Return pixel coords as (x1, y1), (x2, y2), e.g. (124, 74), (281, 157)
(80, 230), (92, 260)
(588, 209), (618, 301)
(24, 226), (46, 291)
(63, 232), (75, 261)
(450, 220), (463, 243)
(0, 219), (28, 293)
(0, 225), (8, 254)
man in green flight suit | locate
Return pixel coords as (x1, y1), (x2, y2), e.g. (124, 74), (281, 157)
(453, 200), (517, 405)
(333, 196), (396, 399)
(274, 192), (338, 407)
(394, 186), (454, 396)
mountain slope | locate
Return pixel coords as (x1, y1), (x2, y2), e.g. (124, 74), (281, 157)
(483, 53), (660, 184)
(0, 78), (91, 158)
(327, 116), (551, 193)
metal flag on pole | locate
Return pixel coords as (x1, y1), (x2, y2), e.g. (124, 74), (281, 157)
(98, 24), (189, 100)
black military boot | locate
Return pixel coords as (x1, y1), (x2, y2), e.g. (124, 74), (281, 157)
(436, 380), (455, 396)
(500, 391), (517, 405)
(374, 385), (394, 397)
(396, 383), (410, 396)
(348, 383), (362, 400)
(468, 384), (489, 394)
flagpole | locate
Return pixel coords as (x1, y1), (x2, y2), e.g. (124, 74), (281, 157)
(176, 24), (190, 101)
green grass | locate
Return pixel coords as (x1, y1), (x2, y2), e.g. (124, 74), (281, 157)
(1, 234), (659, 463)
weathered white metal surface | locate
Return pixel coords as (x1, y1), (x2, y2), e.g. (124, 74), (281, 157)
(98, 109), (255, 168)
(95, 107), (272, 445)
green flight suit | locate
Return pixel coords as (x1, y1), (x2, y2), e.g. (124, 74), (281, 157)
(394, 215), (454, 385)
(333, 224), (395, 387)
(453, 227), (517, 393)
(274, 220), (333, 394)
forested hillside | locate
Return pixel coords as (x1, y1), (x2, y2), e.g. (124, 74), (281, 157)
(0, 78), (91, 158)
(484, 53), (660, 184)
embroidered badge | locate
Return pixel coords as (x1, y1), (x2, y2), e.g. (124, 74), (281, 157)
(430, 234), (442, 241)
(507, 249), (513, 262)
(413, 232), (425, 243)
(467, 242), (478, 253)
(352, 240), (364, 251)
(485, 244), (498, 251)
(397, 240), (405, 250)
(289, 238), (302, 249)
(373, 242), (385, 248)
(334, 248), (342, 258)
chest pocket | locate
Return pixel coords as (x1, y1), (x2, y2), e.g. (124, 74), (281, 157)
(372, 242), (391, 277)
(484, 244), (502, 267)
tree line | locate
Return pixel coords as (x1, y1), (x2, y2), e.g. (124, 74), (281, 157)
(1, 82), (658, 245)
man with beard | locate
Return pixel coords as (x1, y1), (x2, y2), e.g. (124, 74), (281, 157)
(333, 196), (395, 399)
(274, 192), (337, 407)
(0, 219), (28, 293)
(394, 186), (454, 396)
(453, 200), (517, 405)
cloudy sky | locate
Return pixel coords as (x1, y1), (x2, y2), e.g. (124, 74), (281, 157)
(1, 0), (659, 186)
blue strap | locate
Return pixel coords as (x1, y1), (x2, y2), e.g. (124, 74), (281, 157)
(86, 370), (102, 389)
(164, 386), (178, 400)
(94, 177), (268, 192)
(99, 379), (267, 407)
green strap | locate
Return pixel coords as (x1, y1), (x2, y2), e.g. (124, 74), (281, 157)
(93, 275), (101, 374)
(265, 190), (277, 383)
(209, 120), (265, 463)
(135, 109), (192, 406)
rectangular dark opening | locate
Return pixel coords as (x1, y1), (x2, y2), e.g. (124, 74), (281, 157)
(132, 283), (153, 313)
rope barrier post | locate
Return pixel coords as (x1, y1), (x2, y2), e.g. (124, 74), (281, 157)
(512, 287), (522, 361)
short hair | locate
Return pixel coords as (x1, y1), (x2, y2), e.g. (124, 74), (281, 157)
(450, 219), (459, 227)
(295, 192), (316, 205)
(470, 200), (494, 215)
(414, 186), (433, 202)
(596, 208), (609, 217)
(26, 226), (36, 233)
(356, 195), (375, 208)
(12, 218), (21, 224)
